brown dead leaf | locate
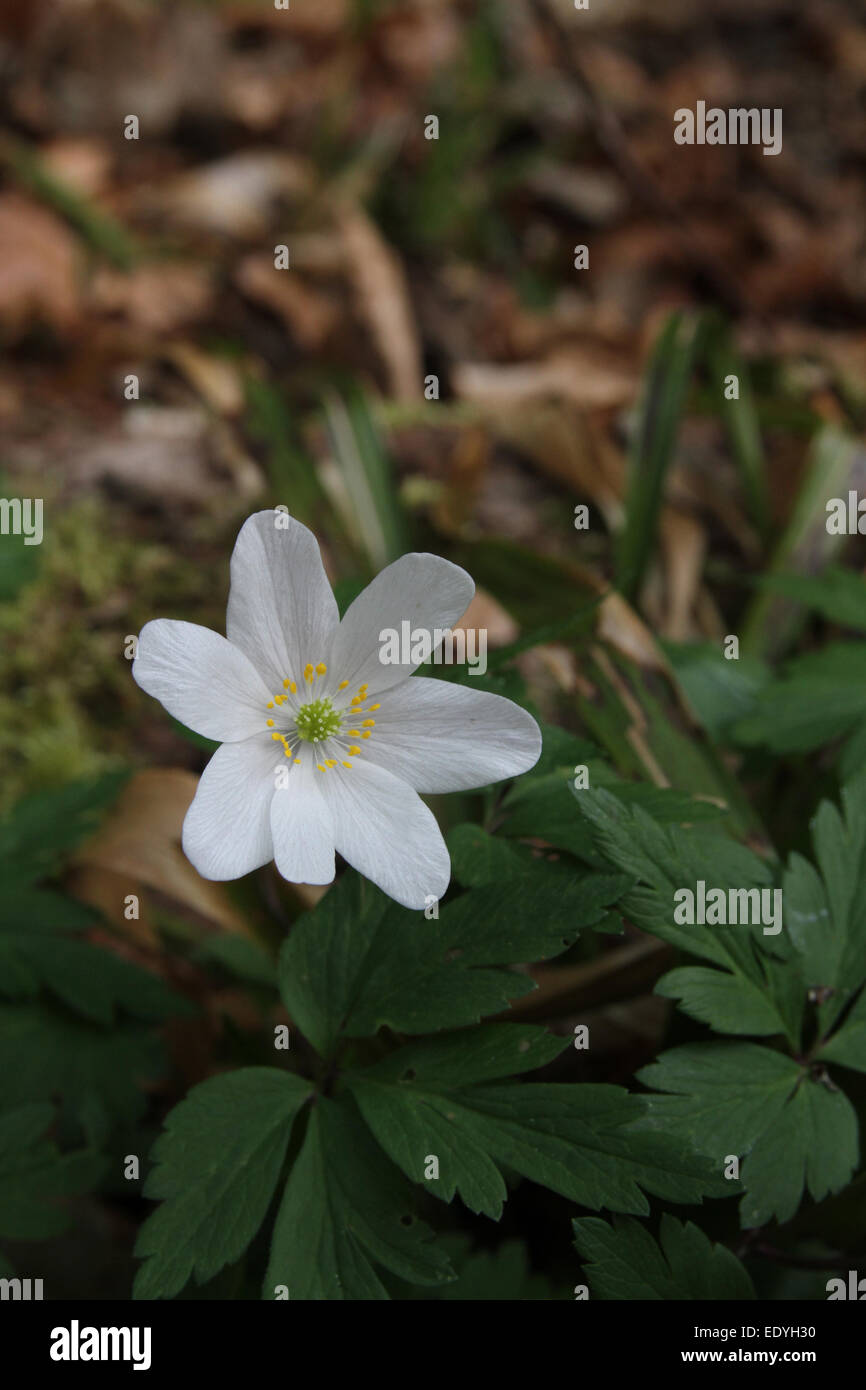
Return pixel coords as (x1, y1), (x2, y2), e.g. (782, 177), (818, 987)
(235, 253), (338, 349)
(0, 193), (80, 337)
(90, 263), (212, 335)
(165, 342), (246, 417)
(336, 204), (423, 402)
(71, 769), (252, 944)
(453, 346), (636, 411)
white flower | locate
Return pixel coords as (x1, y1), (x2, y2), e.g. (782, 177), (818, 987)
(132, 510), (541, 909)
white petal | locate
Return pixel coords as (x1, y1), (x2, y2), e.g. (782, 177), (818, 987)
(270, 757), (335, 886)
(182, 735), (278, 880)
(226, 510), (340, 694)
(319, 759), (450, 910)
(133, 619), (272, 742)
(360, 677), (541, 792)
(326, 553), (474, 697)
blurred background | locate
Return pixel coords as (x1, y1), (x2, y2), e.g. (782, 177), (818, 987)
(2, 0), (866, 1299)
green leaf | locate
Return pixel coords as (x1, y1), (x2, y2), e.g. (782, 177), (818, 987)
(820, 988), (866, 1073)
(734, 644), (866, 754)
(0, 1003), (169, 1145)
(757, 568), (866, 632)
(279, 866), (629, 1056)
(0, 773), (128, 884)
(134, 1069), (312, 1300)
(656, 967), (787, 1037)
(350, 1027), (729, 1221)
(264, 1094), (455, 1300)
(446, 824), (534, 887)
(638, 1042), (859, 1227)
(192, 935), (277, 988)
(783, 770), (866, 1025)
(617, 311), (703, 598)
(0, 919), (192, 1025)
(573, 1212), (755, 1300)
(0, 1103), (104, 1241)
(574, 789), (774, 976)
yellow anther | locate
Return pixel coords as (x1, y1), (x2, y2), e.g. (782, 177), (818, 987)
(325, 759), (336, 768)
(275, 695), (284, 705)
(348, 729), (361, 737)
(282, 678), (291, 689)
(368, 704), (380, 711)
(338, 680), (349, 690)
(362, 719), (375, 728)
(266, 719), (274, 727)
(271, 732), (280, 741)
(316, 663), (327, 675)
(267, 701), (274, 709)
(362, 732), (371, 739)
(284, 748), (292, 757)
(342, 761), (352, 768)
(349, 745), (361, 755)
(289, 681), (297, 693)
(351, 696), (363, 706)
(304, 664), (314, 681)
(317, 763), (328, 772)
(294, 758), (301, 764)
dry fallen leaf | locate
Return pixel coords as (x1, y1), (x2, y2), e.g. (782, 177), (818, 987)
(453, 346), (637, 411)
(336, 203), (423, 402)
(235, 253), (338, 348)
(90, 263), (213, 335)
(0, 192), (81, 337)
(70, 769), (252, 945)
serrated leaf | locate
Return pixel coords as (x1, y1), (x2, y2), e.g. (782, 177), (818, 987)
(783, 770), (866, 1026)
(0, 1103), (104, 1240)
(134, 1068), (312, 1300)
(656, 967), (787, 1037)
(264, 1094), (455, 1300)
(574, 789), (776, 979)
(734, 644), (866, 754)
(0, 1003), (169, 1145)
(638, 1042), (858, 1228)
(573, 1212), (755, 1300)
(0, 922), (192, 1025)
(820, 988), (866, 1072)
(279, 866), (628, 1056)
(350, 1028), (729, 1221)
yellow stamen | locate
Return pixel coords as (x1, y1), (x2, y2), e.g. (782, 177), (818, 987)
(267, 701), (274, 709)
(351, 696), (363, 706)
(362, 719), (375, 728)
(362, 732), (371, 739)
(342, 761), (352, 768)
(275, 695), (284, 705)
(348, 729), (361, 737)
(368, 704), (380, 711)
(325, 759), (336, 768)
(316, 663), (327, 675)
(339, 680), (349, 690)
(304, 664), (314, 682)
(271, 732), (280, 741)
(317, 763), (326, 772)
(348, 745), (361, 755)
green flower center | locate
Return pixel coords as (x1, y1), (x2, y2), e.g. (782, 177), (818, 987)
(294, 697), (342, 745)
